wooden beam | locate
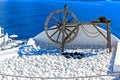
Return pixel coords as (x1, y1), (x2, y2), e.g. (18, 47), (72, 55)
(107, 23), (112, 52)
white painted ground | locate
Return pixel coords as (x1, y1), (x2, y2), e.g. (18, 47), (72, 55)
(0, 25), (120, 79)
(0, 47), (18, 60)
(0, 49), (117, 80)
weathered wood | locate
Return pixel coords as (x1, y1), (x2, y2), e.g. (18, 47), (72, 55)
(44, 5), (111, 53)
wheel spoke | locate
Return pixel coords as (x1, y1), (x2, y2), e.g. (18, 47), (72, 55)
(64, 12), (68, 22)
(57, 29), (62, 41)
(67, 17), (74, 22)
(52, 16), (60, 24)
(48, 26), (59, 30)
(65, 25), (76, 28)
(65, 27), (77, 41)
(50, 29), (59, 38)
(48, 21), (58, 26)
(58, 12), (62, 22)
(65, 37), (72, 42)
(65, 28), (72, 33)
(66, 27), (76, 34)
(65, 30), (69, 37)
(65, 30), (72, 42)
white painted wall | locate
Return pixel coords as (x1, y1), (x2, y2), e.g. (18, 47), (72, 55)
(113, 41), (120, 73)
(32, 25), (120, 73)
(27, 38), (38, 50)
(34, 25), (119, 46)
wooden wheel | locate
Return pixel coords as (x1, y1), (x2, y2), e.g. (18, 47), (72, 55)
(44, 5), (79, 44)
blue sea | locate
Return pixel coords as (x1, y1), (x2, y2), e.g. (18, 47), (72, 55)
(0, 1), (120, 40)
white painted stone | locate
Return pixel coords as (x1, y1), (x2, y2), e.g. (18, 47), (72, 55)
(113, 41), (120, 73)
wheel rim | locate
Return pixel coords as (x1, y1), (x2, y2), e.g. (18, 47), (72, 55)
(44, 10), (79, 44)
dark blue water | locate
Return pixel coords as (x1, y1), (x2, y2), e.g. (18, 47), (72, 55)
(0, 1), (120, 40)
(0, 1), (55, 40)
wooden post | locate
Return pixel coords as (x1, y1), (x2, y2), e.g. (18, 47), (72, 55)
(62, 5), (68, 52)
(107, 22), (111, 52)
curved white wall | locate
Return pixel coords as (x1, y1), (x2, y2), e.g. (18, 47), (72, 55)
(69, 25), (119, 46)
(34, 25), (119, 46)
(34, 25), (120, 73)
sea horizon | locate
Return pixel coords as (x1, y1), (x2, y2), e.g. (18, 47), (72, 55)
(0, 0), (120, 40)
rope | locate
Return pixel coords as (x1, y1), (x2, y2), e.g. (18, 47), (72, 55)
(81, 25), (100, 38)
(82, 25), (99, 34)
(0, 72), (120, 79)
